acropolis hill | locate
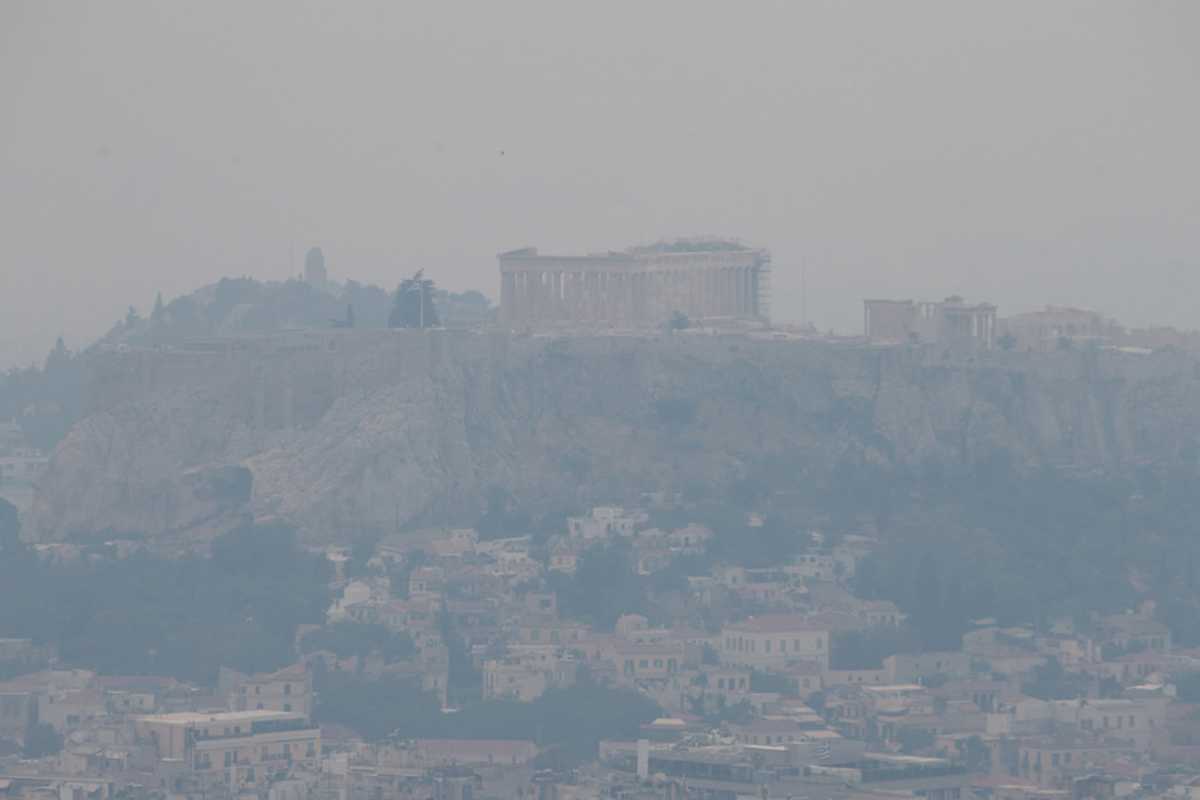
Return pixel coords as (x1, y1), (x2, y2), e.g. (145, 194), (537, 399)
(26, 327), (1200, 545)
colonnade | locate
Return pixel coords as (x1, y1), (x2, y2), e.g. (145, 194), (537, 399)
(500, 266), (759, 326)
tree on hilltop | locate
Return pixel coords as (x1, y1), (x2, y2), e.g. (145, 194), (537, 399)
(388, 270), (439, 329)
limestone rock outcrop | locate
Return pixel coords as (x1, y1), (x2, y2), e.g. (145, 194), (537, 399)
(27, 331), (1200, 543)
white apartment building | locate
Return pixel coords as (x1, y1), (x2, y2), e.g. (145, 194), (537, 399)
(720, 615), (830, 671)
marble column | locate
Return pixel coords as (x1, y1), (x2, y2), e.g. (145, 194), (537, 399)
(501, 272), (515, 324)
(551, 271), (563, 320)
(532, 271), (544, 322)
(747, 267), (758, 317)
(531, 271), (542, 321)
(567, 271), (580, 321)
(586, 272), (598, 321)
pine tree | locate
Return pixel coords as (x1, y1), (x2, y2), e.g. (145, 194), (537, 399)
(388, 270), (439, 329)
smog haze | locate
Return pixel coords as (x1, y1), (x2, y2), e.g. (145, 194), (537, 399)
(1, 0), (1198, 366)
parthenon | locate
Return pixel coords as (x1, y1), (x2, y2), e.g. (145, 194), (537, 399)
(498, 239), (771, 327)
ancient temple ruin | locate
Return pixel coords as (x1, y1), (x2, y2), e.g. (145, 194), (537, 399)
(498, 239), (771, 328)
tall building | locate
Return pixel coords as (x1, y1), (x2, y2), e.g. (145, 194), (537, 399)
(498, 238), (771, 328)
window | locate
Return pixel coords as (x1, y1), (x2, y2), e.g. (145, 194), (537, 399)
(639, 659), (649, 668)
(284, 704), (292, 712)
(284, 684), (291, 695)
(224, 752), (233, 767)
(765, 641), (771, 653)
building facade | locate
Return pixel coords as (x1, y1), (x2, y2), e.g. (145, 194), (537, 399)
(222, 664), (313, 718)
(720, 615), (830, 671)
(498, 239), (771, 328)
(135, 710), (320, 791)
(864, 296), (997, 350)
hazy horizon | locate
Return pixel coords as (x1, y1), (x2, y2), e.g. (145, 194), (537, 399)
(3, 0), (1198, 368)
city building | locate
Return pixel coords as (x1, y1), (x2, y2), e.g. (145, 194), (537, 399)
(134, 710), (320, 790)
(720, 615), (830, 671)
(220, 664), (312, 717)
(482, 646), (578, 702)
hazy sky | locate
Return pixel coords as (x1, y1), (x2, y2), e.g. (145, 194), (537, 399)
(2, 1), (1197, 368)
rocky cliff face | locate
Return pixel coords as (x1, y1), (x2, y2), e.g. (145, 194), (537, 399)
(27, 330), (1200, 544)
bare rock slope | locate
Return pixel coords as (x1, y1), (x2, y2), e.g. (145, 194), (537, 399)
(28, 331), (1200, 543)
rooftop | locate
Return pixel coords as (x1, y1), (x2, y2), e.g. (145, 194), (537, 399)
(725, 614), (829, 633)
(134, 710), (305, 726)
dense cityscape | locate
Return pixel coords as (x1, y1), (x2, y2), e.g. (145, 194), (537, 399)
(4, 239), (1200, 800)
(5, 3), (1199, 799)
